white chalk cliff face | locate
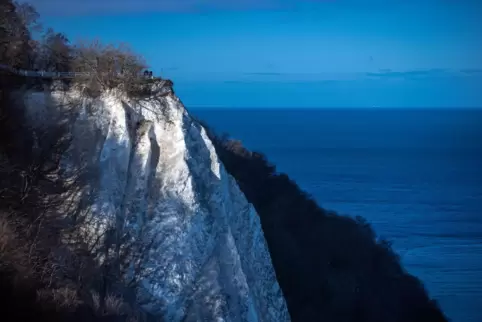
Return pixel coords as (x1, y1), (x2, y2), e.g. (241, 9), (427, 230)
(24, 85), (290, 321)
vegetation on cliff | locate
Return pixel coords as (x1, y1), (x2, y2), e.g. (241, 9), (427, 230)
(1, 2), (159, 321)
(201, 123), (449, 322)
(1, 0), (159, 98)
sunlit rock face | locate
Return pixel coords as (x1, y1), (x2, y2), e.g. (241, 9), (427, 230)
(23, 85), (290, 322)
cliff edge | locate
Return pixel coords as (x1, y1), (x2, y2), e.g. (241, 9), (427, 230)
(21, 83), (290, 322)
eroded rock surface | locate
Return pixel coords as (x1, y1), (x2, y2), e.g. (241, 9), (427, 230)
(23, 86), (289, 322)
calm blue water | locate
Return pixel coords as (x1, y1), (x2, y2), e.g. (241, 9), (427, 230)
(193, 108), (482, 322)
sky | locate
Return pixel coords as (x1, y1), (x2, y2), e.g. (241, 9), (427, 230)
(29, 0), (482, 108)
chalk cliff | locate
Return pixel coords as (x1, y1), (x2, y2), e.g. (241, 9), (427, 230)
(23, 83), (289, 322)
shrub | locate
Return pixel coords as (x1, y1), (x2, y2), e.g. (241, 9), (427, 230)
(71, 40), (148, 97)
(36, 287), (81, 310)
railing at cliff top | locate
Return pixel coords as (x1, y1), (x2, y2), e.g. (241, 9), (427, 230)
(0, 64), (171, 97)
(0, 64), (91, 78)
(0, 64), (154, 79)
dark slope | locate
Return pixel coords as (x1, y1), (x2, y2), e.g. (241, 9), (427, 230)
(202, 123), (449, 322)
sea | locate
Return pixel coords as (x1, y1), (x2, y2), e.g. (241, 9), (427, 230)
(192, 107), (482, 322)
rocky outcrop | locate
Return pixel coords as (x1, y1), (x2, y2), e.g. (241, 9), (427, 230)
(23, 85), (289, 322)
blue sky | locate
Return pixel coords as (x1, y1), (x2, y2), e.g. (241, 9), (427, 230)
(30, 0), (482, 107)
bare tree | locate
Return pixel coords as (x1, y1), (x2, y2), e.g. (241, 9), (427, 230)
(0, 85), (141, 319)
(1, 3), (162, 321)
(13, 1), (41, 32)
(37, 28), (72, 72)
(0, 0), (40, 68)
(63, 196), (162, 315)
(71, 40), (148, 96)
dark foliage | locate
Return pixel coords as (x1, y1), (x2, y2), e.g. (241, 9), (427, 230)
(1, 0), (157, 97)
(200, 121), (449, 322)
(0, 4), (166, 321)
(0, 0), (39, 69)
(37, 28), (73, 72)
(0, 74), (140, 322)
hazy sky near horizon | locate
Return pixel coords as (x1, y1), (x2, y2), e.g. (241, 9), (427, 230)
(30, 0), (482, 107)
